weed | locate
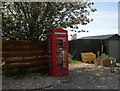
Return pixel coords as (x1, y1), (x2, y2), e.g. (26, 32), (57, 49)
(68, 54), (81, 64)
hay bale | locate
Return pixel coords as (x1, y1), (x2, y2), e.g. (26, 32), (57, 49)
(81, 52), (96, 63)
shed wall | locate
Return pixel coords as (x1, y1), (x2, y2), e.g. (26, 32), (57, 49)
(108, 40), (119, 61)
(69, 39), (101, 61)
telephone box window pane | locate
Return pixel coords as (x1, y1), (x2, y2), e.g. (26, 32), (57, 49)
(56, 39), (66, 72)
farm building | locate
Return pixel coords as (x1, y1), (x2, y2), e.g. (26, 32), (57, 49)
(69, 34), (120, 62)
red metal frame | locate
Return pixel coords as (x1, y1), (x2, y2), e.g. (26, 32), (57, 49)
(47, 28), (68, 76)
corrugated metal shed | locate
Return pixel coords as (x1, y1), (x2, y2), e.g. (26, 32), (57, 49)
(69, 34), (120, 62)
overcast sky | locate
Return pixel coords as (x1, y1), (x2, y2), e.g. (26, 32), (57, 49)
(68, 1), (119, 40)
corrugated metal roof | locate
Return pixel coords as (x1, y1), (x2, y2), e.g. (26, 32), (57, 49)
(80, 34), (119, 40)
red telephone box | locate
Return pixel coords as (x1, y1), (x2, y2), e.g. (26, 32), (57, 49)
(47, 28), (68, 76)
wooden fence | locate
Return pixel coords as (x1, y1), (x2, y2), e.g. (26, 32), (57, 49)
(1, 40), (47, 73)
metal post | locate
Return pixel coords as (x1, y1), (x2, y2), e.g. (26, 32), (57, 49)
(110, 58), (116, 73)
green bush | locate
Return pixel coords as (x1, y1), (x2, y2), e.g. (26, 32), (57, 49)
(100, 53), (112, 60)
(68, 54), (80, 64)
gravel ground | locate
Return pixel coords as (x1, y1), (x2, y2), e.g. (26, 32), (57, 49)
(2, 63), (120, 90)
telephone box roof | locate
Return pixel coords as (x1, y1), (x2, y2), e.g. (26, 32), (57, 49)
(50, 28), (67, 33)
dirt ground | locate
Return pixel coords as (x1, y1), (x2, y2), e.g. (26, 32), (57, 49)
(2, 63), (120, 90)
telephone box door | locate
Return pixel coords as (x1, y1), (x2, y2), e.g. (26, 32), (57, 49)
(55, 37), (68, 76)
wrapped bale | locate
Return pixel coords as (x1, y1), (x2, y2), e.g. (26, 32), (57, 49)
(81, 52), (96, 63)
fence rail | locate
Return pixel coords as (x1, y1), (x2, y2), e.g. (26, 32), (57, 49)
(1, 40), (47, 73)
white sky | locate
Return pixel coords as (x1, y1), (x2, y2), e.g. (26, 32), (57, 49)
(68, 1), (119, 40)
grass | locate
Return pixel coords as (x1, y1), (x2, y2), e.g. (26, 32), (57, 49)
(116, 63), (120, 72)
(116, 63), (120, 67)
(69, 59), (81, 64)
(68, 54), (82, 64)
